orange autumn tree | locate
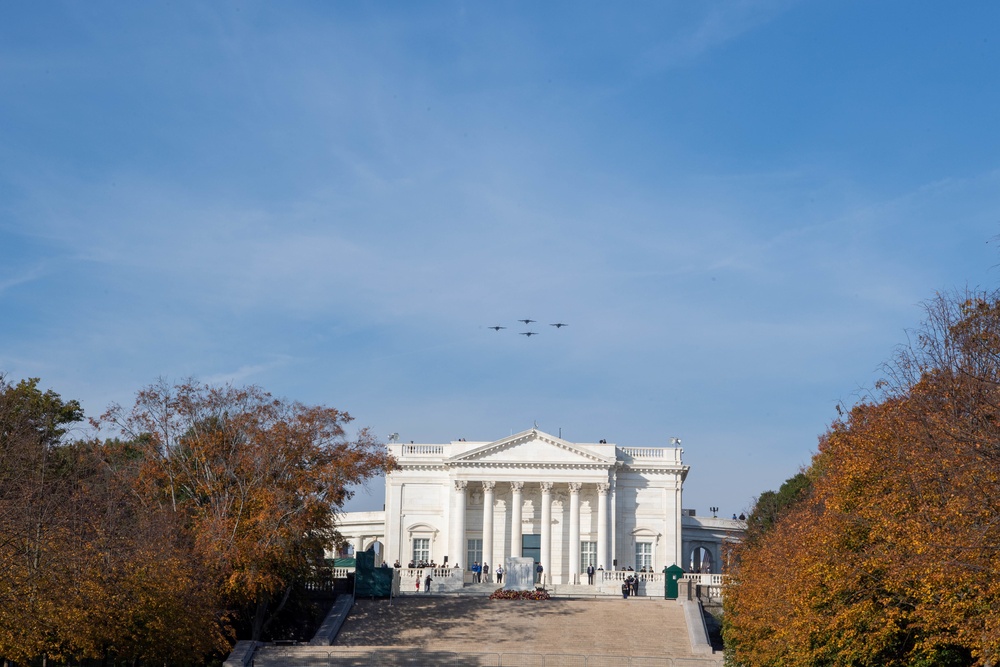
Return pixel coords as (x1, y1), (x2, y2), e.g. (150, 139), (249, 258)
(61, 437), (227, 662)
(100, 380), (395, 641)
(725, 290), (1000, 667)
(0, 377), (222, 665)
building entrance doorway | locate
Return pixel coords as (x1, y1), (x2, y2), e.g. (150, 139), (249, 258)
(522, 534), (541, 565)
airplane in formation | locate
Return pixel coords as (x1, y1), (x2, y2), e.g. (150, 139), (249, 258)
(487, 320), (566, 337)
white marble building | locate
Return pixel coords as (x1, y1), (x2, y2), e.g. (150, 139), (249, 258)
(337, 428), (742, 585)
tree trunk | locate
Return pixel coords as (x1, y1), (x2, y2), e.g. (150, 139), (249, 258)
(251, 584), (294, 641)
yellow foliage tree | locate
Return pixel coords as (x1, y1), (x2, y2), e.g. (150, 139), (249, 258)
(101, 380), (395, 641)
(1, 376), (391, 663)
(726, 291), (1000, 667)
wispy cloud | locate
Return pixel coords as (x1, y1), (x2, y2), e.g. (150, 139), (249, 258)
(634, 0), (797, 75)
(202, 357), (296, 386)
(0, 263), (46, 294)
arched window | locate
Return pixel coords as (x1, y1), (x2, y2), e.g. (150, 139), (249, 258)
(365, 539), (385, 566)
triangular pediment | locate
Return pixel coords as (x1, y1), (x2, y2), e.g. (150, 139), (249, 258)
(449, 429), (613, 466)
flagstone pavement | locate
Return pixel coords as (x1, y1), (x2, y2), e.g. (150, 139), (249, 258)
(252, 595), (720, 665)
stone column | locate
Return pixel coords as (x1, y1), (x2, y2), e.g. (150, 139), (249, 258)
(452, 480), (468, 569)
(597, 483), (609, 570)
(482, 481), (495, 573)
(510, 482), (524, 558)
(352, 536), (364, 557)
(675, 484), (684, 567)
(540, 481), (553, 585)
(568, 482), (582, 584)
(610, 478), (617, 570)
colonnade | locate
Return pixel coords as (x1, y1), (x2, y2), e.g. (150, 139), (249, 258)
(450, 479), (611, 585)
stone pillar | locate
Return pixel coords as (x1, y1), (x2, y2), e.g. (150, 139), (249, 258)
(452, 480), (468, 569)
(352, 536), (364, 557)
(675, 484), (684, 567)
(610, 478), (617, 570)
(482, 481), (495, 573)
(597, 483), (609, 570)
(568, 482), (582, 584)
(510, 482), (523, 558)
(540, 481), (553, 585)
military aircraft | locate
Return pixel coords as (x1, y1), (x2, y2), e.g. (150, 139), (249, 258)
(520, 331), (539, 337)
(488, 326), (506, 331)
(550, 323), (568, 328)
(518, 319), (536, 324)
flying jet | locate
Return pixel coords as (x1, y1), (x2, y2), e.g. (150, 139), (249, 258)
(550, 323), (568, 328)
(519, 319), (535, 324)
(488, 326), (506, 331)
(520, 331), (539, 337)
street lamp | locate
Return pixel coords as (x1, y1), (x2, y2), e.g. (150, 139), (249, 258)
(709, 506), (719, 518)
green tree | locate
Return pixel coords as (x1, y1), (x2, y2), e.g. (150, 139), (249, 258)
(742, 470), (813, 544)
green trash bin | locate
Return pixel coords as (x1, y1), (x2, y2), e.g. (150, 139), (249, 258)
(664, 564), (685, 599)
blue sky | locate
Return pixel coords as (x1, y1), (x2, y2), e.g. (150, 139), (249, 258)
(2, 1), (998, 516)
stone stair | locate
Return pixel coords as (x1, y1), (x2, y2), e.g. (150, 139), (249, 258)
(349, 598), (690, 653)
(248, 595), (722, 666)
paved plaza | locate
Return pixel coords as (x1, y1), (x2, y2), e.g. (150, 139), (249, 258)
(336, 596), (694, 657)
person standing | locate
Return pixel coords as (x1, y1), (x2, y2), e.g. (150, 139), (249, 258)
(482, 562), (490, 584)
(587, 564), (595, 585)
(496, 564), (503, 584)
(424, 572), (432, 593)
(536, 562), (544, 585)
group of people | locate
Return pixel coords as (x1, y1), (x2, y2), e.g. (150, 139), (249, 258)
(621, 573), (640, 598)
(623, 565), (655, 573)
(393, 558), (662, 595)
(414, 571), (433, 592)
(461, 561), (507, 584)
(469, 560), (503, 584)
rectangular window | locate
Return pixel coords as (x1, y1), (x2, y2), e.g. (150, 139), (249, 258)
(635, 542), (652, 571)
(581, 541), (597, 571)
(467, 538), (482, 569)
(521, 534), (540, 565)
(412, 538), (429, 564)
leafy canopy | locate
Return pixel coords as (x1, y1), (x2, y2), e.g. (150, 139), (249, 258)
(725, 290), (1000, 667)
